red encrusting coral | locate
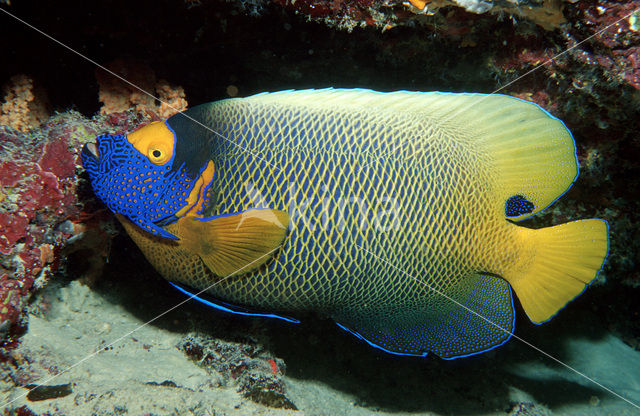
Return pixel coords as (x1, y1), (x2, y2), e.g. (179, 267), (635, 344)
(489, 0), (640, 140)
(271, 0), (396, 30)
(563, 1), (640, 91)
(0, 121), (87, 337)
(494, 1), (640, 93)
(0, 110), (158, 346)
(270, 0), (568, 31)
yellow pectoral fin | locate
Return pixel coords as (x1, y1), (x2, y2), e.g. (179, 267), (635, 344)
(175, 209), (290, 277)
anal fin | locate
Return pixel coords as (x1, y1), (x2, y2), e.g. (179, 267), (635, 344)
(333, 274), (515, 359)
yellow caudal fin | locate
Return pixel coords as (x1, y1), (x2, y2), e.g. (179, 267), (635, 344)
(174, 209), (289, 277)
(504, 219), (609, 323)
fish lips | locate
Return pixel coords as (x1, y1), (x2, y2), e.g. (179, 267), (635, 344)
(80, 142), (102, 177)
(81, 142), (100, 162)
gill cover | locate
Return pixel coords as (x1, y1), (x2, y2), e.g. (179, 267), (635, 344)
(81, 119), (215, 240)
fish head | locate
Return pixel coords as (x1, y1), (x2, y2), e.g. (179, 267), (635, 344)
(81, 119), (215, 240)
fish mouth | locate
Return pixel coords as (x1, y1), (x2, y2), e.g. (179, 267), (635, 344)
(82, 142), (100, 160)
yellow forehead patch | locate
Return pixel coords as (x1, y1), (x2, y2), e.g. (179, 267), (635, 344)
(127, 121), (175, 165)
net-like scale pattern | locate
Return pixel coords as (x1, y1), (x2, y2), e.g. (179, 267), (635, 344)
(133, 94), (520, 358)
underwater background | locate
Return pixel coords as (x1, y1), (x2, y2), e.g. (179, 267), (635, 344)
(0, 0), (639, 415)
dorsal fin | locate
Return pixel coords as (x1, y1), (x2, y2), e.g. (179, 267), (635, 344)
(239, 89), (577, 221)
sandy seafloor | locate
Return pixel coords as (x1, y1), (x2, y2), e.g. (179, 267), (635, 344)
(1, 244), (639, 416)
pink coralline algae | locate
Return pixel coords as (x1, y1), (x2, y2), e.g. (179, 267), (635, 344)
(564, 1), (640, 91)
(0, 122), (80, 336)
(268, 0), (567, 31)
(494, 1), (640, 93)
(488, 0), (640, 139)
(0, 110), (157, 342)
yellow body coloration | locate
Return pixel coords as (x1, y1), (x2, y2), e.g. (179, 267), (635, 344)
(175, 161), (215, 218)
(118, 89), (609, 358)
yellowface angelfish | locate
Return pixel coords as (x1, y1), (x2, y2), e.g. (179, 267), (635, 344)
(81, 89), (609, 359)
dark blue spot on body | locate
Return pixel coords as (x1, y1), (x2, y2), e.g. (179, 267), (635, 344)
(506, 195), (535, 217)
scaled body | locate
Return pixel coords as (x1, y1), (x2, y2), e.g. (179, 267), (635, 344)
(82, 89), (609, 359)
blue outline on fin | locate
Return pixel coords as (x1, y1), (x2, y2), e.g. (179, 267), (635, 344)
(147, 221), (179, 240)
(499, 94), (579, 222)
(168, 281), (300, 324)
(334, 283), (516, 360)
(334, 322), (428, 357)
(408, 90), (578, 223)
(530, 218), (610, 325)
(268, 88), (577, 222)
(441, 283), (516, 360)
(193, 207), (284, 224)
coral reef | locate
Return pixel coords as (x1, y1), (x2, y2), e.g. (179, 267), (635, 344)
(0, 1), (637, 414)
(178, 333), (297, 409)
(565, 2), (640, 91)
(266, 0), (566, 31)
(492, 1), (640, 115)
(507, 402), (552, 416)
(0, 0), (638, 393)
(0, 109), (158, 347)
(0, 75), (49, 132)
(97, 59), (187, 118)
(154, 79), (189, 118)
(0, 115), (83, 341)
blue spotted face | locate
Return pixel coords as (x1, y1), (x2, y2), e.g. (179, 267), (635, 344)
(81, 119), (214, 240)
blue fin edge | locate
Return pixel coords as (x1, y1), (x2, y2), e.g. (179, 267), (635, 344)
(193, 207), (282, 223)
(248, 88), (578, 223)
(168, 281), (300, 324)
(334, 280), (516, 360)
(128, 214), (178, 240)
(334, 322), (428, 357)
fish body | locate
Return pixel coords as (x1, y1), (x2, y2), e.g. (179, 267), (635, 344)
(82, 89), (609, 359)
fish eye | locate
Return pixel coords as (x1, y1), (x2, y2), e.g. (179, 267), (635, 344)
(147, 144), (170, 165)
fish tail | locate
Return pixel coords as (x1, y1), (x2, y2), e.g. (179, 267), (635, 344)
(503, 219), (609, 324)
